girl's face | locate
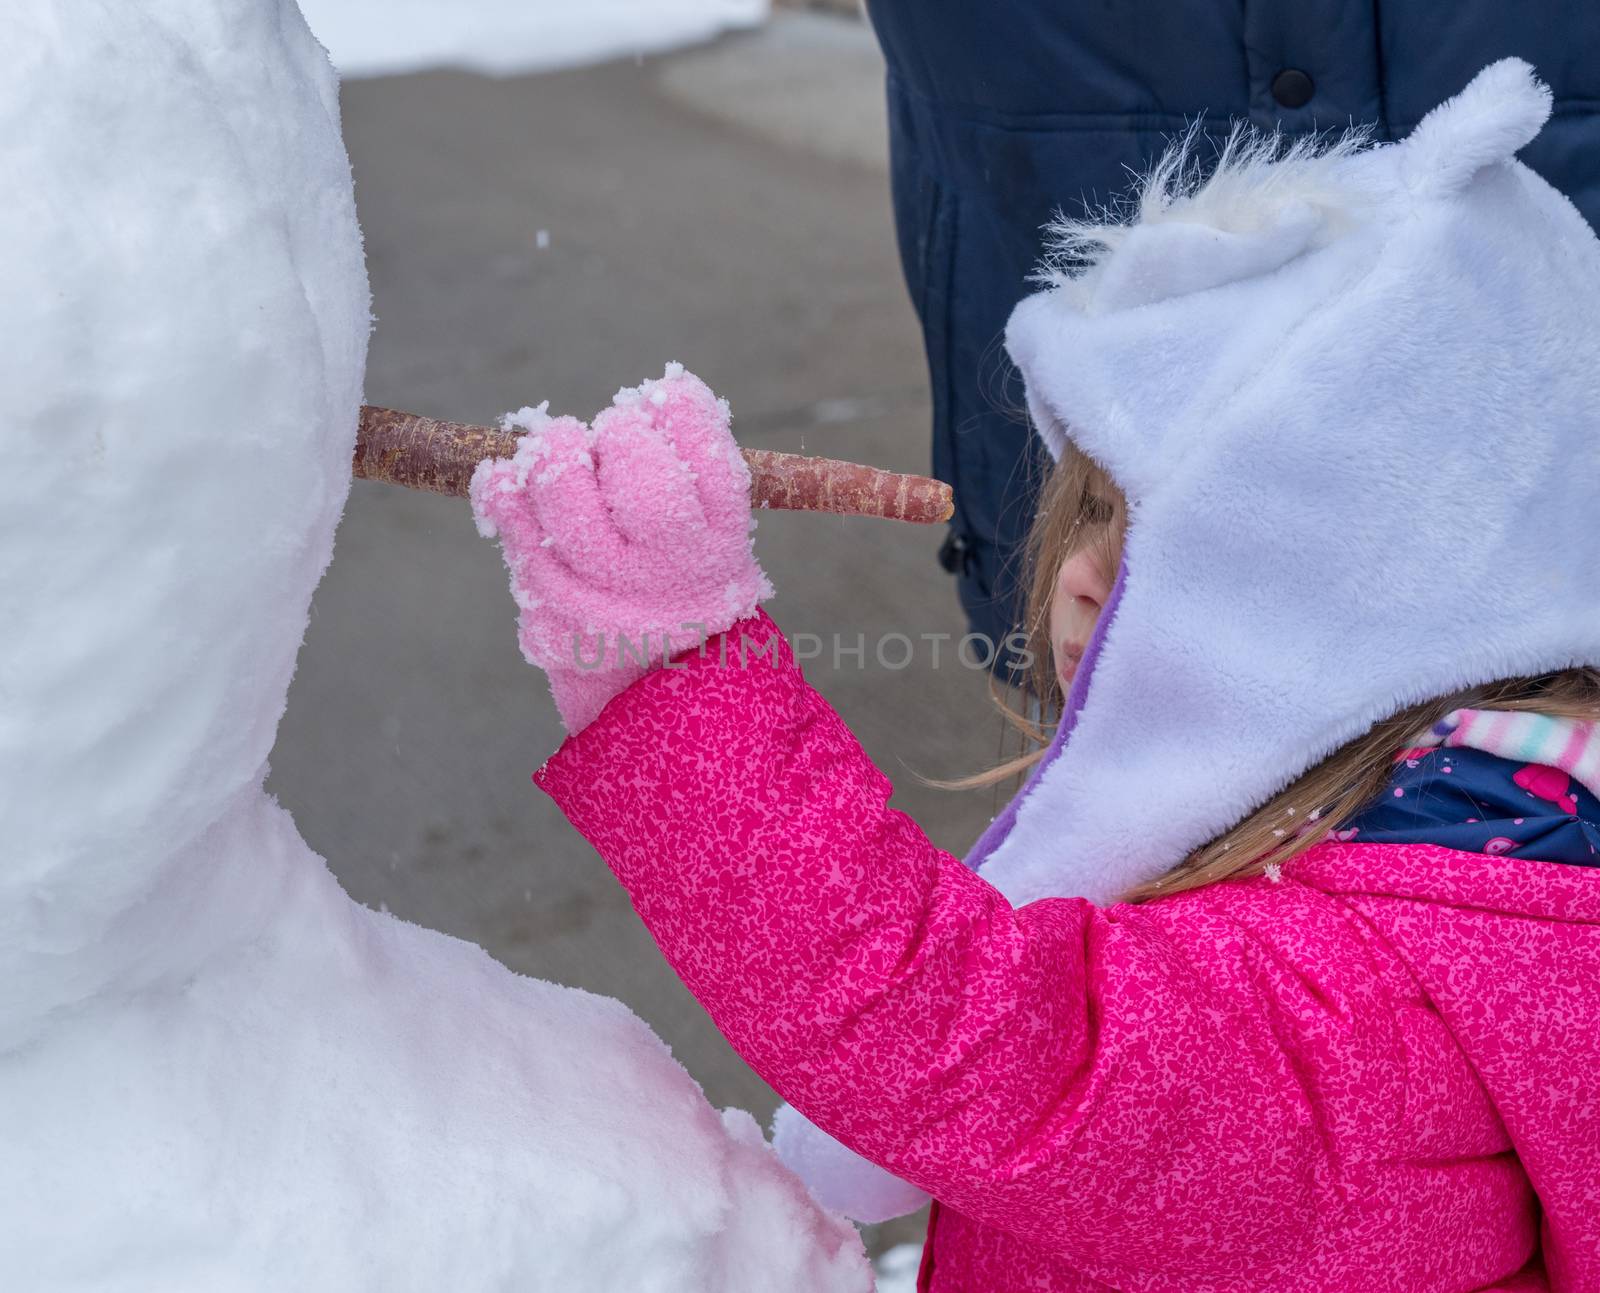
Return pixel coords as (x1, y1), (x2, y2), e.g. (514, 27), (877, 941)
(1027, 447), (1124, 704)
(1048, 545), (1113, 694)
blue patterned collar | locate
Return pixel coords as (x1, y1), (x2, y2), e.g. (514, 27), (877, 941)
(1342, 745), (1600, 866)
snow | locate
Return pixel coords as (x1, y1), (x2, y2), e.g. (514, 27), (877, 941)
(295, 0), (771, 79)
(874, 1243), (926, 1293)
(0, 3), (866, 1289)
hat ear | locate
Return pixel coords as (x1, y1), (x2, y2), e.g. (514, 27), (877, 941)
(1402, 58), (1552, 200)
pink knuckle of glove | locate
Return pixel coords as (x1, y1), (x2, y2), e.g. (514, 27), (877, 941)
(470, 365), (772, 732)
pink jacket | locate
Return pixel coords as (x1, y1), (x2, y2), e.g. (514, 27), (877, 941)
(535, 614), (1600, 1292)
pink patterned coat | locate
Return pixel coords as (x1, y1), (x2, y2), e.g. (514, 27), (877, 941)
(535, 614), (1600, 1292)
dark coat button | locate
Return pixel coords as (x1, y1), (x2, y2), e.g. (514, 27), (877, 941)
(937, 530), (973, 576)
(1271, 68), (1315, 108)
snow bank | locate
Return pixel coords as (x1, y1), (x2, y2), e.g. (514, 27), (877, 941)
(0, 3), (866, 1288)
(295, 0), (770, 79)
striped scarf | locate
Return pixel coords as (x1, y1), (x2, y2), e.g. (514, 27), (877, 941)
(1420, 710), (1600, 802)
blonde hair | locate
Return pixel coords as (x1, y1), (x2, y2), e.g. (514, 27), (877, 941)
(954, 444), (1600, 903)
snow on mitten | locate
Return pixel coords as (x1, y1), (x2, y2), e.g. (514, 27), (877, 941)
(471, 365), (773, 733)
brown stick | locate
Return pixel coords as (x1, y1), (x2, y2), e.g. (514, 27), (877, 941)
(353, 405), (954, 525)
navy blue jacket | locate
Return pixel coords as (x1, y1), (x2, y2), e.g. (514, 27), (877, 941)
(866, 0), (1600, 667)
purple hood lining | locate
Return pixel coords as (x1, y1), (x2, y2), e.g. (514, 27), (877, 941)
(963, 559), (1129, 874)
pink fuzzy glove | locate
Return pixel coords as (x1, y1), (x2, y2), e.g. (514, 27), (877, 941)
(470, 364), (773, 733)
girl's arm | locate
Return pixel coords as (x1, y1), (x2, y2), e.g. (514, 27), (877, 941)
(536, 611), (1373, 1282)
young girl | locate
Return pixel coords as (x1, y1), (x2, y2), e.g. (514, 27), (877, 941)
(473, 61), (1600, 1291)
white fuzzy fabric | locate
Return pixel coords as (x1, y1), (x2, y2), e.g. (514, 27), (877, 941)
(1401, 58), (1552, 200)
(993, 58), (1600, 907)
(1039, 125), (1376, 320)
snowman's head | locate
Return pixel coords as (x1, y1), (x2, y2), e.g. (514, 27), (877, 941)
(0, 0), (369, 1043)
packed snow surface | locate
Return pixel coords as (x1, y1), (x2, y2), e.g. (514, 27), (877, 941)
(296, 0), (770, 78)
(0, 3), (865, 1289)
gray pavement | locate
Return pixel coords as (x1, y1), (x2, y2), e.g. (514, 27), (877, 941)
(269, 15), (1015, 1248)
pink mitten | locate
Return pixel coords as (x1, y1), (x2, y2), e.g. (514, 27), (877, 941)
(471, 364), (773, 733)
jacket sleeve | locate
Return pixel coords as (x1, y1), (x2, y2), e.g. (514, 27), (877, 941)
(534, 611), (1375, 1279)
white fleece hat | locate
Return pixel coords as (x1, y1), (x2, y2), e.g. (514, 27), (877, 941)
(984, 57), (1600, 907)
(776, 58), (1600, 1224)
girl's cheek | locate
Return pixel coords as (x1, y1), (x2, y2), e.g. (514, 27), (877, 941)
(1047, 570), (1071, 660)
(1049, 549), (1114, 685)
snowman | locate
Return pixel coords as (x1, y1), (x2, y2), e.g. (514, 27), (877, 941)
(0, 3), (867, 1289)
